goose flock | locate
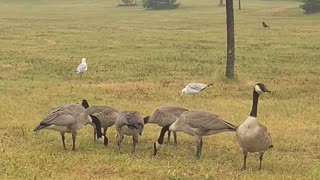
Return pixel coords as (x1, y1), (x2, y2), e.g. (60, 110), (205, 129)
(34, 83), (273, 170)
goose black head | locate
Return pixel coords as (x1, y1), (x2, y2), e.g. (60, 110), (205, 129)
(143, 116), (150, 124)
(153, 124), (170, 156)
(81, 99), (89, 109)
(254, 83), (271, 94)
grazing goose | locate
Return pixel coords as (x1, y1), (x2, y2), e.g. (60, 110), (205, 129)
(115, 111), (144, 153)
(34, 103), (104, 151)
(144, 106), (188, 145)
(181, 83), (213, 95)
(153, 110), (237, 158)
(81, 100), (119, 146)
(76, 58), (87, 77)
(236, 83), (272, 170)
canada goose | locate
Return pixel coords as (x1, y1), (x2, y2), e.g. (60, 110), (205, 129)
(34, 103), (104, 151)
(144, 106), (188, 145)
(262, 22), (270, 28)
(181, 83), (213, 95)
(81, 99), (119, 146)
(76, 58), (87, 77)
(236, 83), (272, 170)
(153, 110), (237, 158)
(115, 111), (144, 153)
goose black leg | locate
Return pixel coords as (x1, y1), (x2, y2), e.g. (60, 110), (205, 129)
(71, 132), (77, 151)
(117, 133), (124, 152)
(259, 152), (264, 170)
(195, 136), (203, 159)
(93, 127), (97, 141)
(104, 128), (108, 146)
(199, 137), (203, 156)
(173, 132), (177, 146)
(132, 135), (138, 154)
(243, 152), (248, 170)
(60, 132), (66, 150)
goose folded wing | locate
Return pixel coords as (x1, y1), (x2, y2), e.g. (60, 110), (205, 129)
(40, 112), (76, 126)
(163, 106), (188, 116)
(49, 104), (83, 114)
(186, 111), (236, 130)
(258, 123), (272, 138)
(87, 106), (117, 116)
(93, 107), (118, 120)
(126, 112), (141, 123)
(127, 123), (143, 130)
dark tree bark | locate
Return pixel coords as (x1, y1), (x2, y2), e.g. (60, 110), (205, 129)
(239, 0), (241, 10)
(225, 0), (235, 79)
(219, 0), (223, 6)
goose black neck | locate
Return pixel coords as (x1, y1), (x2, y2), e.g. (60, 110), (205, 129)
(249, 90), (260, 117)
(157, 124), (170, 144)
(90, 115), (103, 138)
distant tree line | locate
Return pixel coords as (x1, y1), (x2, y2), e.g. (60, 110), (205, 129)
(301, 0), (320, 14)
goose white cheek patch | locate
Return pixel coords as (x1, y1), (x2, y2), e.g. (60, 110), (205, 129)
(169, 125), (174, 131)
(88, 115), (93, 123)
(255, 85), (263, 94)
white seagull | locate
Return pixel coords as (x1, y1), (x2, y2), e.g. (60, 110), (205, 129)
(181, 83), (213, 95)
(76, 58), (87, 77)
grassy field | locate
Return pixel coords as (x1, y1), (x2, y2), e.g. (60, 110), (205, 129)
(1, 0), (320, 179)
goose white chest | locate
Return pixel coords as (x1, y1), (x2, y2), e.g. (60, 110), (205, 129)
(236, 117), (260, 145)
(237, 116), (259, 133)
(236, 116), (271, 153)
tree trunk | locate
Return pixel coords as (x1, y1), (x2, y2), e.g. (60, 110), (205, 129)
(225, 0), (235, 79)
(219, 0), (223, 6)
(239, 0), (241, 10)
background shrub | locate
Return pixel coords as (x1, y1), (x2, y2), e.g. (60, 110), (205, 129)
(300, 0), (320, 14)
(142, 0), (180, 10)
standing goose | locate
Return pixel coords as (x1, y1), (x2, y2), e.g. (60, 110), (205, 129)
(236, 83), (272, 170)
(34, 103), (103, 151)
(153, 110), (237, 158)
(144, 106), (188, 145)
(81, 100), (119, 146)
(115, 111), (144, 153)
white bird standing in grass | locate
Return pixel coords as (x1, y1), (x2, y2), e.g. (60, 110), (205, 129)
(76, 58), (87, 77)
(181, 83), (213, 95)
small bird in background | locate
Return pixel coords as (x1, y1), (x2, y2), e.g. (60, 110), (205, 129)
(262, 22), (270, 28)
(181, 83), (213, 95)
(76, 58), (87, 77)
